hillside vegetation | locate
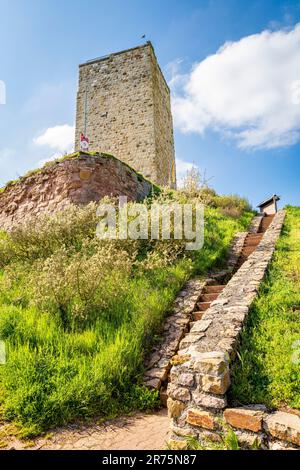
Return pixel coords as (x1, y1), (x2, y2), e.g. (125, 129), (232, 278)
(0, 189), (252, 436)
(231, 206), (300, 409)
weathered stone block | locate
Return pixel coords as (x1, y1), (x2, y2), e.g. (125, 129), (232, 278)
(201, 430), (222, 443)
(193, 352), (228, 376)
(268, 440), (298, 450)
(144, 367), (168, 382)
(167, 383), (191, 402)
(199, 371), (231, 395)
(144, 377), (161, 390)
(179, 333), (205, 349)
(264, 411), (300, 446)
(167, 398), (186, 419)
(186, 409), (218, 430)
(192, 392), (227, 409)
(224, 408), (264, 432)
(171, 424), (198, 438)
(146, 352), (161, 368)
(168, 439), (188, 450)
(233, 430), (263, 449)
(171, 354), (191, 366)
(177, 372), (195, 387)
(190, 319), (212, 333)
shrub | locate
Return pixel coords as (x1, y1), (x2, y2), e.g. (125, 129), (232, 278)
(0, 203), (99, 265)
(0, 191), (253, 435)
(213, 194), (252, 218)
(31, 241), (133, 328)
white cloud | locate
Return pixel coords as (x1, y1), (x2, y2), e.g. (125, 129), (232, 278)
(171, 24), (300, 150)
(176, 158), (194, 175)
(33, 124), (75, 153)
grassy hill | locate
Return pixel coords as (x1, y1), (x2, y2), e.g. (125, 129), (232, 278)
(0, 188), (252, 436)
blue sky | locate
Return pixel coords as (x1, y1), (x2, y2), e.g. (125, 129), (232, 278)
(0, 0), (300, 208)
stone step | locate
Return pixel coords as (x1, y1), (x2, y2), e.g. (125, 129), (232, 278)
(196, 302), (211, 311)
(246, 233), (263, 238)
(200, 293), (219, 302)
(245, 237), (262, 242)
(193, 311), (205, 321)
(259, 215), (274, 232)
(244, 240), (261, 247)
(203, 285), (225, 294)
(241, 246), (256, 256)
(245, 234), (263, 242)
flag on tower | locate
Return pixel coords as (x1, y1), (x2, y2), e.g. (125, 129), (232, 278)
(80, 133), (89, 151)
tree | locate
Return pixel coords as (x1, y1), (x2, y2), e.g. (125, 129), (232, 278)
(182, 166), (213, 193)
(182, 165), (202, 192)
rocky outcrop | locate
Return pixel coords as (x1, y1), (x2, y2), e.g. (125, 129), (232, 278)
(0, 152), (155, 230)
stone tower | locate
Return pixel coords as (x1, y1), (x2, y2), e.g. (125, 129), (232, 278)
(75, 42), (176, 188)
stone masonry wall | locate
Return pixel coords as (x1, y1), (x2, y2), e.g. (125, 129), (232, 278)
(166, 210), (300, 450)
(75, 42), (176, 188)
(151, 49), (176, 186)
(248, 214), (264, 233)
(0, 153), (153, 230)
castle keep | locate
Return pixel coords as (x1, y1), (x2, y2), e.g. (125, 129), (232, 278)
(75, 42), (176, 188)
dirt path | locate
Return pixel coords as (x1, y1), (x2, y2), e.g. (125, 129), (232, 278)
(1, 409), (170, 451)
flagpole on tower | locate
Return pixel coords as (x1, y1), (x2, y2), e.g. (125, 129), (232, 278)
(80, 72), (90, 151)
(84, 80), (88, 136)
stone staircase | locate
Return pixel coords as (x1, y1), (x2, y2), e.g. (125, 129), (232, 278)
(151, 214), (275, 406)
(193, 285), (225, 320)
(167, 210), (290, 450)
(236, 233), (263, 267)
(192, 214), (274, 320)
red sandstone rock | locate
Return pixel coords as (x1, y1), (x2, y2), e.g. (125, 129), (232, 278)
(186, 409), (217, 430)
(0, 153), (153, 230)
(224, 408), (264, 432)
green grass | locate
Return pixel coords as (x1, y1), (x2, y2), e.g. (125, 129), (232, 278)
(230, 206), (300, 409)
(184, 426), (246, 450)
(0, 192), (252, 436)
